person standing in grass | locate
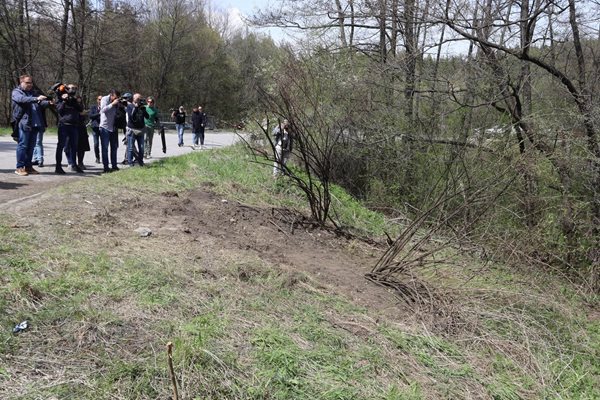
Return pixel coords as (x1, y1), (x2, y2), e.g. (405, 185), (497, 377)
(143, 96), (159, 158)
(11, 74), (49, 176)
(272, 119), (293, 177)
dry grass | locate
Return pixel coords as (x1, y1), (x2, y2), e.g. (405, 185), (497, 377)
(0, 150), (598, 399)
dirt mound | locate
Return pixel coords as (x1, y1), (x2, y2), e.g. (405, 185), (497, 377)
(149, 187), (398, 312)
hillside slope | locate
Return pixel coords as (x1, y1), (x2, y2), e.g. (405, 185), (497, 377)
(1, 146), (598, 399)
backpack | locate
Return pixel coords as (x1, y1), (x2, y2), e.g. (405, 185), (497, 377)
(115, 105), (126, 129)
(130, 105), (145, 129)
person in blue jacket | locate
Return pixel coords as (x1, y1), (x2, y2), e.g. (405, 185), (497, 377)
(11, 74), (49, 176)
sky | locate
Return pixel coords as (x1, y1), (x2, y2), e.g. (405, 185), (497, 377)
(221, 0), (271, 14)
(219, 0), (288, 42)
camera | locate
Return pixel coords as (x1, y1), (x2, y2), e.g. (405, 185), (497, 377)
(118, 94), (132, 106)
(50, 82), (68, 99)
(138, 98), (147, 106)
(50, 82), (77, 101)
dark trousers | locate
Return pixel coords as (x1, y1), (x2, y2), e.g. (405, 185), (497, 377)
(193, 127), (205, 145)
(57, 124), (78, 167)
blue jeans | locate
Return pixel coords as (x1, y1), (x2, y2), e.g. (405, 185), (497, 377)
(33, 129), (45, 163)
(57, 125), (78, 167)
(193, 128), (205, 146)
(16, 126), (40, 168)
(127, 130), (145, 166)
(92, 126), (100, 160)
(100, 127), (119, 169)
(176, 124), (185, 145)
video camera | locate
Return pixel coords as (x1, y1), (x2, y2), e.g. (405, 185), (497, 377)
(49, 82), (76, 100)
(118, 93), (132, 106)
(48, 82), (67, 99)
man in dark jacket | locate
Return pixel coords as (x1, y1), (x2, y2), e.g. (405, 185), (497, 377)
(55, 84), (84, 174)
(191, 105), (207, 149)
(11, 74), (49, 176)
(88, 95), (102, 163)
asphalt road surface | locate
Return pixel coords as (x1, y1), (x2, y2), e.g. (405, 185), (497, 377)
(0, 129), (242, 206)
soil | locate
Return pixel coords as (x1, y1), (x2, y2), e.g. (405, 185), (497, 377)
(1, 179), (404, 318)
(155, 185), (401, 314)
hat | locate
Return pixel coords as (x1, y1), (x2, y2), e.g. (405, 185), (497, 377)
(122, 92), (133, 100)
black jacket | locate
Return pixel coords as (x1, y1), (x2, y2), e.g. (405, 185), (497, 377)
(57, 96), (83, 126)
(88, 105), (101, 128)
(191, 111), (206, 131)
(173, 111), (186, 124)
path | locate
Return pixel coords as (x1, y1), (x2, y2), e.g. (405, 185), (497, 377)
(0, 130), (242, 206)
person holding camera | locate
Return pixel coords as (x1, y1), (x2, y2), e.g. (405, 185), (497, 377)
(126, 93), (149, 166)
(99, 89), (122, 173)
(192, 105), (207, 149)
(11, 74), (49, 176)
(172, 106), (186, 147)
(143, 96), (159, 158)
(55, 84), (83, 174)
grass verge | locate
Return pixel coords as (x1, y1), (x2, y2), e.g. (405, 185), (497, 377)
(0, 144), (598, 399)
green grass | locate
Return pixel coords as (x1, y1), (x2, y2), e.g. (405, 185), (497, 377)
(0, 126), (58, 136)
(83, 144), (400, 238)
(0, 144), (599, 399)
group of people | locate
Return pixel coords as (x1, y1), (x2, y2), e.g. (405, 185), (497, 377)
(10, 74), (209, 176)
(170, 105), (208, 149)
(11, 74), (292, 179)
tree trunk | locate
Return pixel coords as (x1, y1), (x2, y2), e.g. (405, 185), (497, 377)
(57, 0), (71, 83)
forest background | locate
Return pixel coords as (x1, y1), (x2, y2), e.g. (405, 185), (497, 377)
(1, 0), (600, 292)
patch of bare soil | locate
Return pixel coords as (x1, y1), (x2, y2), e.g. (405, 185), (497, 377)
(148, 185), (402, 315)
(3, 179), (404, 317)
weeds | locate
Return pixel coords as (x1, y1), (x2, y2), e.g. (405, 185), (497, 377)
(0, 146), (598, 399)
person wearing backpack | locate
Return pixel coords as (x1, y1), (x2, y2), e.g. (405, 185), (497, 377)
(126, 93), (149, 166)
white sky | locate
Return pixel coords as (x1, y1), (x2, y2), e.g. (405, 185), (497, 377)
(220, 0), (288, 42)
(221, 0), (271, 14)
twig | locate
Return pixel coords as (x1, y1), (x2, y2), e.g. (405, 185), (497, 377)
(269, 219), (291, 238)
(166, 342), (179, 400)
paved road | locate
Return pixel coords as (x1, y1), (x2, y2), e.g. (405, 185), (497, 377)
(0, 130), (242, 206)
